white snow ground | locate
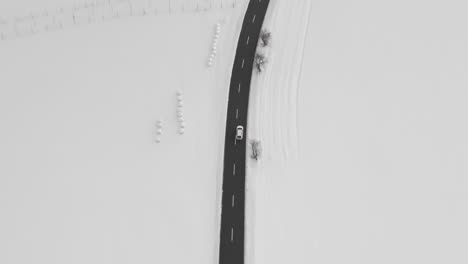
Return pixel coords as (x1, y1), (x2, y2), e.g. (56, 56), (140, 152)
(248, 0), (468, 264)
(2, 0), (468, 264)
(0, 1), (247, 263)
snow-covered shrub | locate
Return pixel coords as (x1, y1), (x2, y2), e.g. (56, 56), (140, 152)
(254, 53), (267, 72)
(250, 140), (262, 161)
(259, 29), (271, 47)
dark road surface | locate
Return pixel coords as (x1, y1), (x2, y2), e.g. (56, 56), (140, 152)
(218, 0), (270, 264)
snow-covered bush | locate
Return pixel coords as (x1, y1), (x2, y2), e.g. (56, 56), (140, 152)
(254, 53), (267, 72)
(259, 29), (271, 47)
(250, 140), (262, 161)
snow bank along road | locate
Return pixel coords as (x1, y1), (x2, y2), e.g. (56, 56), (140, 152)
(219, 0), (270, 264)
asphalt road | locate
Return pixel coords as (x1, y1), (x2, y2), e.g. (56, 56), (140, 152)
(218, 1), (270, 264)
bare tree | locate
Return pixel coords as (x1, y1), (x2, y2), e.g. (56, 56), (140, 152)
(250, 140), (262, 161)
(254, 53), (266, 72)
(259, 29), (271, 47)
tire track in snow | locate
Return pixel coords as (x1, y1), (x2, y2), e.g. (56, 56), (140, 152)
(295, 3), (314, 156)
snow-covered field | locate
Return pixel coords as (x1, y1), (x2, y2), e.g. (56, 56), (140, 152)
(1, 0), (246, 263)
(1, 0), (468, 263)
(249, 0), (468, 263)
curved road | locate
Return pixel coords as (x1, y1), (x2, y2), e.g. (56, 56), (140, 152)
(219, 0), (270, 264)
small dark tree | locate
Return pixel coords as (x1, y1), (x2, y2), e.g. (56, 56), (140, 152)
(250, 140), (262, 161)
(259, 29), (271, 47)
(254, 53), (266, 72)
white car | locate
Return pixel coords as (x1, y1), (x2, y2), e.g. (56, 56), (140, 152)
(236, 125), (244, 140)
